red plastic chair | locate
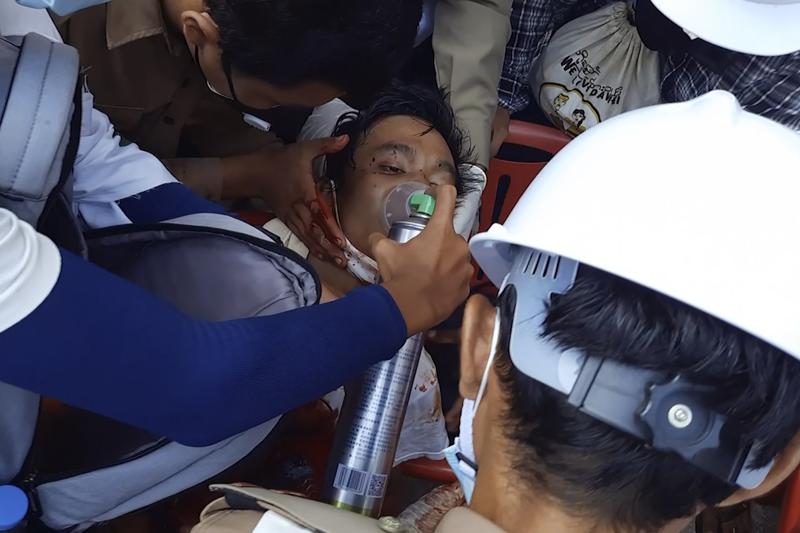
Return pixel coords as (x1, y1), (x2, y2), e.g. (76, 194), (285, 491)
(397, 457), (459, 483)
(471, 121), (570, 294)
(779, 468), (800, 533)
(237, 209), (273, 228)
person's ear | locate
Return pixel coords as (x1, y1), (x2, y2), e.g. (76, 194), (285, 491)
(180, 10), (220, 50)
(459, 294), (497, 400)
(719, 431), (800, 507)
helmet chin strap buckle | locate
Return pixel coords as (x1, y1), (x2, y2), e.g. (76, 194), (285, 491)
(564, 354), (769, 489)
(503, 248), (770, 489)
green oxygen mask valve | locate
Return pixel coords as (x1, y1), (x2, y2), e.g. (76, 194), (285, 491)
(409, 192), (436, 218)
(381, 182), (435, 230)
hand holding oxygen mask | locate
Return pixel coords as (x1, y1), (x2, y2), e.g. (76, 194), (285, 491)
(371, 184), (472, 336)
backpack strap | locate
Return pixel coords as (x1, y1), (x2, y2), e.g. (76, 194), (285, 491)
(36, 73), (85, 256)
(85, 214), (321, 319)
(0, 32), (83, 253)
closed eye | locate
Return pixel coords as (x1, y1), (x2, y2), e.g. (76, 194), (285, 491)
(380, 164), (405, 174)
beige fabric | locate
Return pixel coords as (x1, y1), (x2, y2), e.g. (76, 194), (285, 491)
(433, 0), (512, 168)
(55, 0), (278, 201)
(192, 485), (384, 533)
(191, 485), (506, 533)
(193, 498), (263, 533)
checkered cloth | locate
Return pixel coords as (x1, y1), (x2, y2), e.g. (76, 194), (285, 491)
(498, 0), (800, 130)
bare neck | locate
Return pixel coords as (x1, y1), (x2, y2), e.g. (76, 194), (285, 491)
(469, 435), (692, 533)
(308, 256), (362, 302)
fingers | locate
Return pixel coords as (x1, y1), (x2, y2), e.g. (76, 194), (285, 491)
(490, 120), (509, 157)
(313, 226), (346, 266)
(289, 205), (325, 259)
(426, 329), (461, 344)
(293, 203), (313, 236)
(490, 132), (504, 158)
(284, 216), (306, 253)
(286, 203), (346, 264)
(491, 107), (511, 157)
(369, 231), (399, 271)
(426, 184), (457, 232)
(319, 213), (345, 248)
(306, 196), (345, 265)
(369, 231), (391, 258)
(319, 217), (346, 265)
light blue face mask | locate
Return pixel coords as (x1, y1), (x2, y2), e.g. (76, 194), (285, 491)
(442, 313), (503, 504)
(442, 398), (478, 503)
(15, 0), (109, 15)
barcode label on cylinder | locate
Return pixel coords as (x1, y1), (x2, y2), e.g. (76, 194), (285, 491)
(333, 464), (369, 495)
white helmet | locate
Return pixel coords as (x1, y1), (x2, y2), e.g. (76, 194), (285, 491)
(649, 0), (800, 56)
(0, 209), (60, 334)
(470, 91), (800, 360)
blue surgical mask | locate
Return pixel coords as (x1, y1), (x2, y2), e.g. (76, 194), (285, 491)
(443, 398), (478, 503)
(442, 313), (503, 504)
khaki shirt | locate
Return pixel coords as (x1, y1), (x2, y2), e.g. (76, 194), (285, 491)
(191, 484), (506, 533)
(56, 0), (278, 200)
(434, 0), (512, 168)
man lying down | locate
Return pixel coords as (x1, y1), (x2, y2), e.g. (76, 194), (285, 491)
(266, 83), (486, 463)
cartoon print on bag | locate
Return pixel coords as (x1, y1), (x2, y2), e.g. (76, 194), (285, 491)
(540, 83), (600, 137)
(553, 93), (569, 111)
(568, 109), (587, 135)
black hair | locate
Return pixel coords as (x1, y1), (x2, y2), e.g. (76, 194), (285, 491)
(494, 265), (800, 531)
(206, 0), (423, 101)
(325, 83), (479, 199)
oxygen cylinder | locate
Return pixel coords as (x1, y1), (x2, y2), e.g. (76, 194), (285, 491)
(324, 192), (436, 517)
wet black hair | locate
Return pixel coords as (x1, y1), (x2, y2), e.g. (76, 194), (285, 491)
(494, 264), (800, 531)
(206, 0), (422, 101)
(325, 83), (480, 199)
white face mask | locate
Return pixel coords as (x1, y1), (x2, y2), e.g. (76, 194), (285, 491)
(442, 399), (478, 503)
(204, 81), (273, 132)
(193, 46), (274, 133)
(442, 314), (503, 504)
(330, 181), (431, 285)
(330, 181), (380, 285)
(341, 238), (380, 285)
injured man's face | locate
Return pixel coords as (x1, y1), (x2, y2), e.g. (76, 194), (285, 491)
(331, 114), (458, 257)
(323, 83), (474, 271)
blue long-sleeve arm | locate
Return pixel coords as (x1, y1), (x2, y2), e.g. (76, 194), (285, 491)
(0, 248), (407, 446)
